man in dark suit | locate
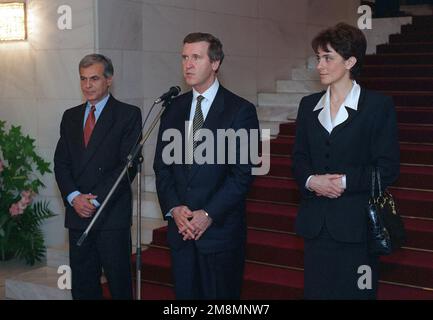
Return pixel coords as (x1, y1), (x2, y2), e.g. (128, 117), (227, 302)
(153, 32), (259, 299)
(54, 54), (142, 299)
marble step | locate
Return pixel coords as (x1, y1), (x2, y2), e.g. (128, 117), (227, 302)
(257, 105), (298, 122)
(291, 68), (319, 81)
(259, 121), (281, 137)
(132, 191), (161, 219)
(276, 80), (324, 93)
(5, 266), (72, 300)
(258, 93), (304, 107)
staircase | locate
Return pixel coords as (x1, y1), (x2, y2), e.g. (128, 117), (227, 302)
(104, 15), (433, 300)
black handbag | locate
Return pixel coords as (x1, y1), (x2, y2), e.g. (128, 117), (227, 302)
(366, 168), (406, 256)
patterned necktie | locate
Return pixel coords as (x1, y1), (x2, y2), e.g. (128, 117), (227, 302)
(188, 95), (205, 164)
(83, 105), (96, 147)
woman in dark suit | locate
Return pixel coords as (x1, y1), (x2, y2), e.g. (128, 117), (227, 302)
(292, 23), (400, 299)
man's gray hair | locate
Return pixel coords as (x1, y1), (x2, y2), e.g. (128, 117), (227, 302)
(79, 54), (114, 78)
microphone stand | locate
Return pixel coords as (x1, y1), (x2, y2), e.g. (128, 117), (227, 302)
(76, 98), (173, 300)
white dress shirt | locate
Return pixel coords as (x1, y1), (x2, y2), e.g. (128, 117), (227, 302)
(305, 81), (361, 191)
(187, 78), (220, 134)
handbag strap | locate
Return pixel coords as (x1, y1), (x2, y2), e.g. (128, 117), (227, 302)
(371, 167), (383, 199)
(376, 168), (383, 196)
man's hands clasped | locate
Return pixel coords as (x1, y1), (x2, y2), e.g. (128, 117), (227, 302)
(171, 206), (213, 241)
(72, 193), (98, 218)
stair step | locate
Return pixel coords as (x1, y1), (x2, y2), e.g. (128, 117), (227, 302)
(118, 256), (433, 300)
(266, 153), (433, 190)
(258, 91), (433, 108)
(377, 42), (433, 54)
(360, 78), (433, 91)
(134, 247), (305, 299)
(279, 122), (433, 144)
(362, 65), (433, 78)
(396, 107), (433, 124)
(246, 200), (298, 231)
(251, 176), (433, 219)
(257, 105), (296, 122)
(402, 24), (433, 33)
(390, 32), (433, 43)
(276, 80), (324, 93)
(246, 198), (433, 251)
(365, 53), (433, 65)
(5, 267), (72, 300)
(271, 136), (433, 166)
(141, 231), (433, 289)
(389, 91), (433, 107)
(291, 68), (319, 81)
(258, 93), (305, 107)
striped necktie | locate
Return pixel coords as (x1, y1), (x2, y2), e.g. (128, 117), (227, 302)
(188, 95), (205, 164)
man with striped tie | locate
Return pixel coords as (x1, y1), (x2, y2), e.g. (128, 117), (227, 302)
(154, 33), (259, 299)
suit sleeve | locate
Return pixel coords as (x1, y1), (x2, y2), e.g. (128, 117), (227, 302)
(292, 97), (316, 198)
(54, 112), (79, 206)
(90, 108), (143, 203)
(203, 102), (259, 225)
(343, 96), (400, 192)
(153, 110), (182, 219)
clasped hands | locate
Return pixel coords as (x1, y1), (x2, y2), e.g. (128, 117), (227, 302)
(308, 174), (345, 199)
(72, 193), (98, 218)
(172, 205), (212, 241)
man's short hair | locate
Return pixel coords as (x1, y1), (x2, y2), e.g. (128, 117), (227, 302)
(183, 32), (224, 71)
(311, 23), (367, 79)
(79, 54), (114, 78)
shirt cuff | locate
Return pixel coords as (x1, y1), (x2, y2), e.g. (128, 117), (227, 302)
(91, 199), (101, 207)
(305, 175), (314, 191)
(165, 207), (174, 218)
(341, 175), (347, 189)
(67, 191), (81, 207)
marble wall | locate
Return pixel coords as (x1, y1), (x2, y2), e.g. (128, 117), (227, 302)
(0, 0), (360, 248)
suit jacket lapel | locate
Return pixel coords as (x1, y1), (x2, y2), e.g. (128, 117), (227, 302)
(187, 86), (225, 182)
(330, 88), (366, 139)
(71, 104), (87, 152)
(79, 96), (115, 171)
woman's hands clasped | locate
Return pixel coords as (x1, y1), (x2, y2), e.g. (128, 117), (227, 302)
(308, 174), (345, 199)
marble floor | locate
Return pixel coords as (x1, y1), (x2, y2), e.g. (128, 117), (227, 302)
(0, 258), (45, 300)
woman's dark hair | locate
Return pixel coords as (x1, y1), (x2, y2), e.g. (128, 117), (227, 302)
(311, 22), (367, 79)
(183, 32), (224, 72)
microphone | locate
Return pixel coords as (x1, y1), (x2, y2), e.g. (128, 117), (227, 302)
(154, 86), (181, 104)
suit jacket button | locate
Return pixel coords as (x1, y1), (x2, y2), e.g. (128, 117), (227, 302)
(187, 187), (191, 191)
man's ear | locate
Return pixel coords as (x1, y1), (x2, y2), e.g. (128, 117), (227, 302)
(211, 60), (220, 72)
(106, 76), (113, 87)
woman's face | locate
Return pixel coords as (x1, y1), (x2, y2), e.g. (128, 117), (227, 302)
(316, 44), (355, 86)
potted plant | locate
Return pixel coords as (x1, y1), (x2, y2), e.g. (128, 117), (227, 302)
(0, 120), (55, 265)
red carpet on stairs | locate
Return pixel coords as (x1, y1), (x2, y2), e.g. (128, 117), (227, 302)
(104, 15), (433, 300)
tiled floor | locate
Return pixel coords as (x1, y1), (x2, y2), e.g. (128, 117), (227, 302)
(0, 259), (44, 300)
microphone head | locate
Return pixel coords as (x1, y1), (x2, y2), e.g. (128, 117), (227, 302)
(171, 86), (181, 96)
